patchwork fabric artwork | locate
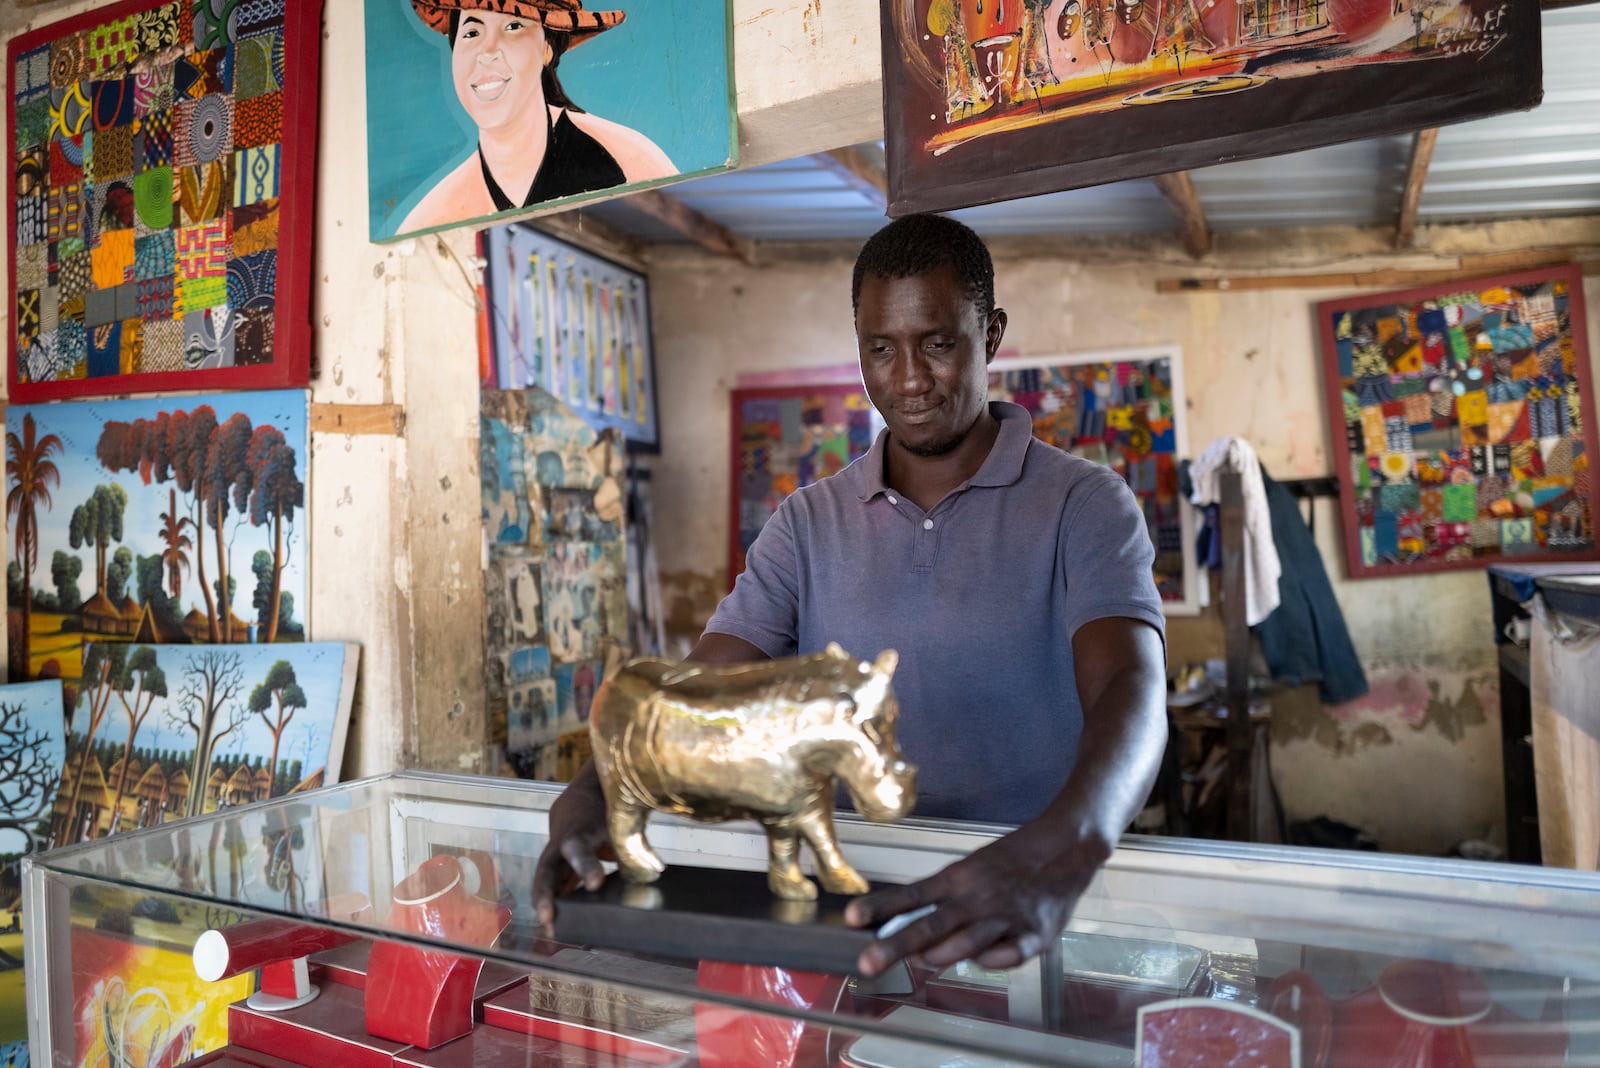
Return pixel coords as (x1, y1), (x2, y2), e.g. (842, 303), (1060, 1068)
(1319, 266), (1599, 578)
(481, 389), (630, 783)
(989, 349), (1198, 613)
(729, 386), (878, 586)
(7, 0), (320, 401)
(484, 224), (659, 448)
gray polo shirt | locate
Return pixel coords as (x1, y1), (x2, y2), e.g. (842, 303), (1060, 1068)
(706, 401), (1165, 825)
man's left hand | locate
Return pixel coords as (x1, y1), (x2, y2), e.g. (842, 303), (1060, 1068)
(843, 822), (1106, 977)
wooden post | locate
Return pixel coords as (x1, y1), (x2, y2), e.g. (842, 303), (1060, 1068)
(1220, 470), (1253, 841)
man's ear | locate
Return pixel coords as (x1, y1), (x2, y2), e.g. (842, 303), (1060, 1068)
(986, 307), (1008, 363)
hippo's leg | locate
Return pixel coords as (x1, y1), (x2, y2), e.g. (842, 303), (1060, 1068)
(606, 797), (666, 884)
(763, 822), (818, 901)
(796, 800), (870, 895)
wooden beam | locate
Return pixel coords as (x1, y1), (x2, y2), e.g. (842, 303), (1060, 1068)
(1155, 251), (1592, 294)
(626, 190), (759, 265)
(536, 210), (647, 268)
(811, 146), (888, 212)
(311, 403), (406, 436)
(1394, 128), (1440, 250)
(1152, 171), (1211, 259)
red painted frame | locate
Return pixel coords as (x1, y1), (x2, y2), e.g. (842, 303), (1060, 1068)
(727, 383), (874, 590)
(1317, 263), (1600, 580)
(6, 0), (322, 402)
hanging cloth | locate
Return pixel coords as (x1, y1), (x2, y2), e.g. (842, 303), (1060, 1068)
(1188, 436), (1281, 625)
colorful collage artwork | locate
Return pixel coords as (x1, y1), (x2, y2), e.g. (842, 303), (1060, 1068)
(989, 349), (1199, 613)
(6, 0), (320, 402)
(729, 386), (879, 586)
(1319, 266), (1600, 578)
(485, 224), (658, 449)
(482, 390), (630, 784)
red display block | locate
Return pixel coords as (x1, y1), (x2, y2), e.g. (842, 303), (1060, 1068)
(229, 980), (410, 1068)
(308, 938), (527, 1007)
(392, 1025), (634, 1068)
(480, 987), (691, 1067)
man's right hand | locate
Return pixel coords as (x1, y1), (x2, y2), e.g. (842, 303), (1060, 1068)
(531, 760), (614, 929)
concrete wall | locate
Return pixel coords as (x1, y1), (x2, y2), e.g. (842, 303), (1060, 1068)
(646, 219), (1600, 856)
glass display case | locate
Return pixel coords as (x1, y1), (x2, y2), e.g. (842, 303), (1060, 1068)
(24, 770), (1600, 1066)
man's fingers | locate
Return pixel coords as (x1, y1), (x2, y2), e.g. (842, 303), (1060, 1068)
(845, 879), (936, 928)
(917, 915), (1014, 970)
(858, 903), (969, 977)
(561, 835), (608, 891)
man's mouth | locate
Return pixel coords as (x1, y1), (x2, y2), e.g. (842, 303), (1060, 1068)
(472, 75), (511, 100)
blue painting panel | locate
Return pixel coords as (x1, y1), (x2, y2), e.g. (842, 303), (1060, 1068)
(365, 1), (736, 240)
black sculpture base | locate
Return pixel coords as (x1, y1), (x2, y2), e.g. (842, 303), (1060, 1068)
(552, 865), (878, 976)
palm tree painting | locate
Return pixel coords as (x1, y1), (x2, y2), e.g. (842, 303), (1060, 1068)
(5, 391), (309, 688)
(6, 413), (63, 679)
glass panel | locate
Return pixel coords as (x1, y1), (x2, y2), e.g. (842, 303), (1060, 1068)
(26, 770), (1600, 1065)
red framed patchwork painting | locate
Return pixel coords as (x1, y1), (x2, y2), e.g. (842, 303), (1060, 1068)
(6, 0), (322, 402)
(729, 385), (880, 588)
(1318, 264), (1600, 579)
(990, 347), (1199, 614)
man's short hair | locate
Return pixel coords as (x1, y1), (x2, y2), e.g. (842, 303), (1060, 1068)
(851, 213), (995, 318)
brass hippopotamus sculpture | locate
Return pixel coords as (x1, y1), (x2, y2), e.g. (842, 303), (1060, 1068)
(589, 644), (917, 901)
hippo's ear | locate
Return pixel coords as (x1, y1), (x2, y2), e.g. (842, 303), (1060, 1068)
(873, 649), (899, 678)
(825, 641), (847, 659)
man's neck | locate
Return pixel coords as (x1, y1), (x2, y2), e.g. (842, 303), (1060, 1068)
(884, 407), (1002, 512)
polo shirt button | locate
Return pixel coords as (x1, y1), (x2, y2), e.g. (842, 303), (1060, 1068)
(887, 495), (898, 505)
(923, 519), (934, 530)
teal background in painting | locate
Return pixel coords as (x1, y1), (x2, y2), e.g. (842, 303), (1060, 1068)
(365, 1), (734, 240)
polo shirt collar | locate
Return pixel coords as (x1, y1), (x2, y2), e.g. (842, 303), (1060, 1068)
(851, 400), (1032, 501)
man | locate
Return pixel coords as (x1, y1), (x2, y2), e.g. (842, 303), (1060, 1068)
(533, 213), (1167, 977)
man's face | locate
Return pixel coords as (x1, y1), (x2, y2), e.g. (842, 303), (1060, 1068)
(855, 266), (1004, 458)
(452, 11), (547, 133)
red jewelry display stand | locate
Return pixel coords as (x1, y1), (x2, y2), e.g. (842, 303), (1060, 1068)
(363, 855), (513, 1050)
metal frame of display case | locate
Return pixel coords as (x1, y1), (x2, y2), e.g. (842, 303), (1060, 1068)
(25, 770), (1600, 1066)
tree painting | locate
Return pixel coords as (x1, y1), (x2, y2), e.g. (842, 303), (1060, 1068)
(5, 413), (63, 677)
(68, 484), (128, 602)
(107, 647), (168, 832)
(249, 660), (306, 798)
(158, 487), (194, 603)
(172, 650), (247, 818)
(7, 391), (309, 686)
(59, 643), (128, 842)
(0, 682), (66, 855)
(44, 642), (353, 846)
(0, 678), (67, 1064)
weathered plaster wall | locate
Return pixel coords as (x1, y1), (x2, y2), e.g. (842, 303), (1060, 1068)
(647, 219), (1600, 855)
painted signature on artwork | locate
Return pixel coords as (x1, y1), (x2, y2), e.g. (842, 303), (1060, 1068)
(1432, 3), (1511, 60)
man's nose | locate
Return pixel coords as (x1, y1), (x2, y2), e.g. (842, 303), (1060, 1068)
(892, 351), (931, 393)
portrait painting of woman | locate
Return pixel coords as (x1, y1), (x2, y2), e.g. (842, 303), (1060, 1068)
(368, 0), (734, 239)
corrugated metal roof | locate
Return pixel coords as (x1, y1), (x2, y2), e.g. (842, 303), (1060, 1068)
(586, 5), (1599, 244)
